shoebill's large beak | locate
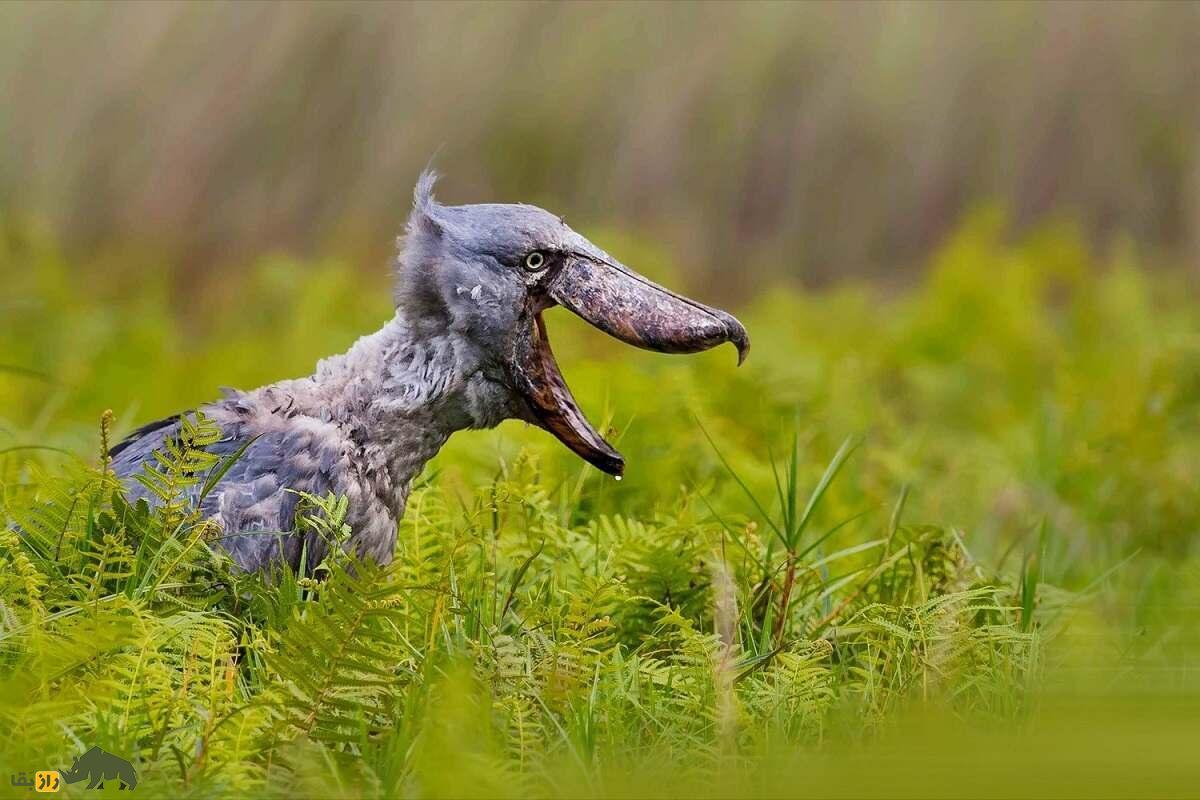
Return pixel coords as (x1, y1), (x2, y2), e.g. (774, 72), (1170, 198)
(511, 252), (749, 477)
(548, 256), (750, 365)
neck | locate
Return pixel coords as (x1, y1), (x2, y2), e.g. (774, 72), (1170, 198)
(278, 310), (513, 491)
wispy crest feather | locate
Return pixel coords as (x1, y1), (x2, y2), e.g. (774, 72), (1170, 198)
(412, 168), (439, 219)
(395, 169), (444, 311)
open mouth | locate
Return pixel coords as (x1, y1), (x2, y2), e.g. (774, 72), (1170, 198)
(510, 255), (749, 477)
(517, 310), (625, 475)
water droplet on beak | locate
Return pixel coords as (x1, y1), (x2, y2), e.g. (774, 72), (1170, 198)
(614, 475), (622, 481)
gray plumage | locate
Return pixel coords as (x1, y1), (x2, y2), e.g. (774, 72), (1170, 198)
(111, 172), (749, 573)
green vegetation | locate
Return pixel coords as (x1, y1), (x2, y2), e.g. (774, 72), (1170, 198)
(2, 214), (1198, 797)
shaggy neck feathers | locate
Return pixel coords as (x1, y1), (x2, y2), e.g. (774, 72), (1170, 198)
(267, 309), (510, 496)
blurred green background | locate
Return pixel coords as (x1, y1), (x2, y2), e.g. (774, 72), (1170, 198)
(2, 3), (1200, 798)
(1, 2), (1198, 290)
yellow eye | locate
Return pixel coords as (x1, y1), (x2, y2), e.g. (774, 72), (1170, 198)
(523, 251), (546, 271)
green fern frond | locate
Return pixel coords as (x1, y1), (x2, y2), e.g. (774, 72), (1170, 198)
(268, 560), (414, 748)
(134, 411), (222, 527)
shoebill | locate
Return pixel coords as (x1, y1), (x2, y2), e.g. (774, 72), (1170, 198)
(110, 173), (749, 572)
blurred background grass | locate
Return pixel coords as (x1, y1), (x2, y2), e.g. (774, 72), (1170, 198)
(2, 2), (1200, 797)
(1, 2), (1198, 292)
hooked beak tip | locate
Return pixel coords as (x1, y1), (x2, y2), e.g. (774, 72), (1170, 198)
(732, 328), (750, 366)
(715, 310), (750, 366)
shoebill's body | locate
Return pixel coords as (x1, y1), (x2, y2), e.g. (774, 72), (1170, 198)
(110, 173), (749, 572)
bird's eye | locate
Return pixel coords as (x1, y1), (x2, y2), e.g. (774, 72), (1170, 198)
(523, 251), (546, 272)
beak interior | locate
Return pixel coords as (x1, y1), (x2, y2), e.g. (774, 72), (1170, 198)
(511, 311), (625, 476)
(512, 253), (748, 477)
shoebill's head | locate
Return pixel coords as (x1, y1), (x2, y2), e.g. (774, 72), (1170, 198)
(395, 171), (749, 477)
